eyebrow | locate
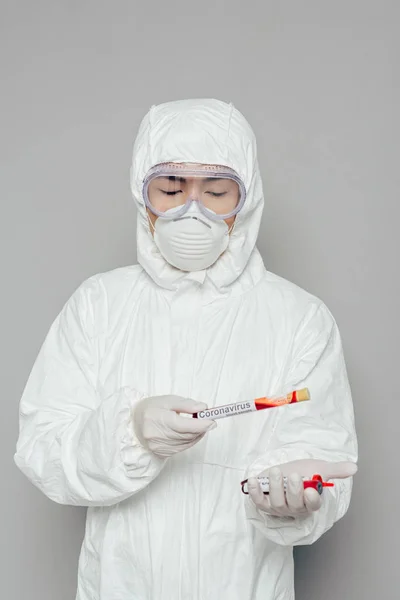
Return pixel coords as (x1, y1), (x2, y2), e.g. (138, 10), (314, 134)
(159, 176), (187, 182)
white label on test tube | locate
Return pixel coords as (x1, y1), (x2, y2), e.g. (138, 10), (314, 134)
(257, 477), (289, 493)
(195, 400), (256, 420)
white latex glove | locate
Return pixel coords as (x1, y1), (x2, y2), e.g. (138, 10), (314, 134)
(247, 459), (357, 517)
(132, 395), (216, 458)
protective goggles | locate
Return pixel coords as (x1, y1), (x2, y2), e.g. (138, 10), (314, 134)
(142, 163), (246, 221)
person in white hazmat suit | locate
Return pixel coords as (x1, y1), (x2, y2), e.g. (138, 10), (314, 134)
(14, 98), (358, 600)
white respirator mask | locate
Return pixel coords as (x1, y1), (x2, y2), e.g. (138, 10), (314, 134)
(149, 204), (232, 272)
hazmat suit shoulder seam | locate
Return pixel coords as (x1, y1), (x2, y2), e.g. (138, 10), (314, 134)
(262, 270), (326, 305)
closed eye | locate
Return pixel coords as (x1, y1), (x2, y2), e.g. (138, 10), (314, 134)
(160, 189), (182, 196)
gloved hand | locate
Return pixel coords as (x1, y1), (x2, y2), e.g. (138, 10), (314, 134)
(247, 459), (357, 517)
(133, 395), (216, 458)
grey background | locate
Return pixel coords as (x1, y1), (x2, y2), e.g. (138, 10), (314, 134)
(1, 1), (398, 599)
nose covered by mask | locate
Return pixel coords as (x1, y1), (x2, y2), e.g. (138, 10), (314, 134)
(150, 204), (232, 272)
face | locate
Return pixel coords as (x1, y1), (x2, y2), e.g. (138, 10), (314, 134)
(146, 167), (239, 234)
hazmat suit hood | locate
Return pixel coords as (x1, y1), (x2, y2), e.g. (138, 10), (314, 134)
(130, 99), (266, 294)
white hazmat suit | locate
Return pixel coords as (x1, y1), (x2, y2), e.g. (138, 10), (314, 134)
(15, 99), (358, 600)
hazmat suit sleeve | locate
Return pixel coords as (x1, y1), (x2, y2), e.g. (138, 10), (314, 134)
(244, 301), (358, 546)
(14, 276), (166, 507)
